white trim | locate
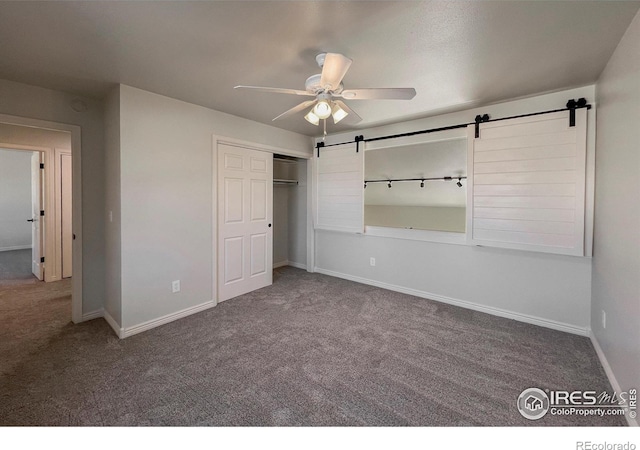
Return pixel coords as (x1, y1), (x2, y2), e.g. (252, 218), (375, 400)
(0, 245), (32, 252)
(287, 260), (307, 270)
(314, 267), (589, 337)
(273, 260), (289, 269)
(103, 310), (124, 339)
(212, 135), (310, 160)
(306, 157), (315, 273)
(590, 332), (638, 427)
(81, 308), (104, 322)
(122, 300), (217, 339)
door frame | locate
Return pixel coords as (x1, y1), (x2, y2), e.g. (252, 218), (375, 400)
(212, 135), (310, 303)
(0, 114), (83, 323)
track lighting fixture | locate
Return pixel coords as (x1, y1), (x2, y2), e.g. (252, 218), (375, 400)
(363, 176), (467, 188)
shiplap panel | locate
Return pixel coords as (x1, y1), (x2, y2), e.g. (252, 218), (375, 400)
(467, 109), (587, 255)
(474, 170), (577, 185)
(474, 196), (575, 209)
(474, 218), (575, 235)
(316, 143), (364, 233)
(474, 157), (576, 174)
(474, 183), (576, 197)
(318, 200), (362, 213)
(473, 207), (575, 222)
(473, 143), (576, 163)
(479, 114), (570, 140)
(318, 188), (363, 197)
(473, 229), (575, 248)
(474, 130), (576, 152)
(318, 160), (364, 174)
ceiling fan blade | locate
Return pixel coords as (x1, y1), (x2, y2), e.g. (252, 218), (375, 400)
(334, 100), (362, 124)
(338, 88), (416, 100)
(319, 53), (352, 91)
(272, 100), (317, 121)
(234, 85), (314, 96)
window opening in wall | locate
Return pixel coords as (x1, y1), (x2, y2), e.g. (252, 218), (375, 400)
(364, 138), (467, 233)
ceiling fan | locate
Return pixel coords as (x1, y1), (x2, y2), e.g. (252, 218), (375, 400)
(234, 53), (416, 127)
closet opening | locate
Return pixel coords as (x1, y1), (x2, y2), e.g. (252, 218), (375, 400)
(273, 154), (307, 273)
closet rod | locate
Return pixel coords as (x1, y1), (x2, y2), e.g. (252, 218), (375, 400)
(315, 98), (591, 154)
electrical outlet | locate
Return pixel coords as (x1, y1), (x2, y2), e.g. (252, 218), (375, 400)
(172, 280), (181, 293)
(602, 310), (606, 329)
(370, 257), (376, 267)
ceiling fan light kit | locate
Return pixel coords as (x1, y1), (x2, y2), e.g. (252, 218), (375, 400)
(234, 52), (417, 129)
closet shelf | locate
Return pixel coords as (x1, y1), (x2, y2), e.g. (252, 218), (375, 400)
(273, 157), (298, 164)
(274, 179), (298, 185)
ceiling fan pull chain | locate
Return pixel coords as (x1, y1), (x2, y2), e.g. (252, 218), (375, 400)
(323, 118), (327, 140)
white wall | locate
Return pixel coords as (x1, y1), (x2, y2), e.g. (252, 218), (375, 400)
(0, 149), (32, 250)
(118, 85), (310, 330)
(365, 205), (466, 233)
(104, 86), (122, 324)
(592, 10), (640, 413)
(314, 85), (597, 333)
(0, 79), (105, 314)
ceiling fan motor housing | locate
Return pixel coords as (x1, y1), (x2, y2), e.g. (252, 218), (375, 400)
(305, 74), (343, 94)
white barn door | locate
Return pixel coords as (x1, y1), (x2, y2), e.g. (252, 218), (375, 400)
(217, 143), (273, 302)
(467, 109), (587, 256)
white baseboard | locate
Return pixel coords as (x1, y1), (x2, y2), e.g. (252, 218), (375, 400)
(590, 331), (638, 427)
(0, 245), (32, 252)
(103, 309), (124, 338)
(273, 260), (289, 269)
(314, 267), (589, 337)
(121, 300), (217, 339)
(81, 308), (104, 322)
(287, 261), (307, 270)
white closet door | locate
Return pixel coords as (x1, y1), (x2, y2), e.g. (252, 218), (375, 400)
(31, 152), (44, 280)
(315, 143), (364, 233)
(218, 143), (273, 302)
(467, 109), (587, 256)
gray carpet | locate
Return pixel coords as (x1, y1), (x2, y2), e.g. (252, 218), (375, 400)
(0, 266), (624, 426)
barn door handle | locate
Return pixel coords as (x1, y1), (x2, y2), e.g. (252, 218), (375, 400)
(27, 219), (35, 222)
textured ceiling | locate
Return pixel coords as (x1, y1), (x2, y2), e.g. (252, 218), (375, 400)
(0, 1), (638, 137)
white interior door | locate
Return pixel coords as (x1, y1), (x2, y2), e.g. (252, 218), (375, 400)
(61, 153), (72, 278)
(218, 143), (273, 302)
(30, 152), (43, 280)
